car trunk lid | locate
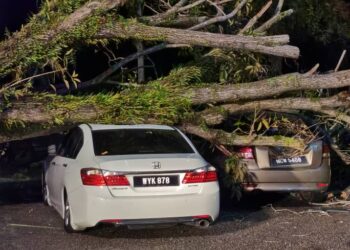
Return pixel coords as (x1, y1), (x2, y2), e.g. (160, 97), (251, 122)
(94, 154), (207, 197)
(255, 140), (323, 169)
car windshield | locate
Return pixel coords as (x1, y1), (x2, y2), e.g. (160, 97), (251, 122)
(92, 129), (194, 156)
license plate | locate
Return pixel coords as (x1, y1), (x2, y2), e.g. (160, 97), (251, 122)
(271, 156), (307, 166)
(133, 175), (179, 187)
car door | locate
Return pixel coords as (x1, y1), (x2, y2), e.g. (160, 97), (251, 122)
(46, 133), (69, 208)
(49, 128), (83, 213)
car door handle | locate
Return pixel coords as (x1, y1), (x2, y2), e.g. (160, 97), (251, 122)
(63, 163), (68, 168)
(51, 162), (56, 165)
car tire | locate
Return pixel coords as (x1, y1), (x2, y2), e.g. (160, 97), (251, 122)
(299, 191), (326, 203)
(42, 172), (50, 206)
(64, 195), (82, 233)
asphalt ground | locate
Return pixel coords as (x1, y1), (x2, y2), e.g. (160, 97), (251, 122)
(0, 182), (350, 250)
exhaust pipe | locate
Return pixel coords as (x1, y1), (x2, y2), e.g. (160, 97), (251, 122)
(195, 219), (210, 228)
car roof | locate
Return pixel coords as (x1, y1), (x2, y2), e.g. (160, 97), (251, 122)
(86, 124), (175, 131)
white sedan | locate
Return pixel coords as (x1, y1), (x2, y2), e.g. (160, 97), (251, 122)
(43, 124), (220, 232)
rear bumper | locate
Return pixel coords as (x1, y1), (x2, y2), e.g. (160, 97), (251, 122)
(100, 216), (212, 227)
(242, 160), (331, 192)
(68, 182), (220, 229)
(242, 182), (329, 192)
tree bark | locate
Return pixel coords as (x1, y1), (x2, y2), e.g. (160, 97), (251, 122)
(0, 0), (127, 76)
(190, 70), (350, 105)
(3, 70), (350, 144)
(201, 92), (350, 125)
(135, 0), (145, 84)
(96, 22), (299, 59)
(0, 100), (101, 125)
(181, 124), (306, 149)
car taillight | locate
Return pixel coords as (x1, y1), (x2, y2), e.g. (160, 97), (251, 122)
(238, 147), (254, 159)
(80, 168), (130, 186)
(323, 144), (330, 157)
(317, 182), (329, 188)
(103, 171), (130, 186)
(81, 168), (106, 186)
(182, 166), (217, 184)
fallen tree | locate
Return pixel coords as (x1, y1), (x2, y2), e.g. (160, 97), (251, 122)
(2, 69), (350, 145)
(1, 0), (350, 195)
(0, 1), (298, 82)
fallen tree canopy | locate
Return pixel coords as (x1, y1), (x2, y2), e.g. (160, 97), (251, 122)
(0, 0), (299, 82)
(1, 69), (350, 150)
(1, 0), (350, 169)
(180, 124), (306, 150)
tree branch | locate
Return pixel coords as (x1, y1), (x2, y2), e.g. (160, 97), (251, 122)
(177, 0), (206, 12)
(255, 9), (294, 33)
(181, 124), (306, 150)
(189, 0), (249, 30)
(142, 0), (189, 25)
(239, 0), (273, 34)
(253, 0), (289, 33)
(79, 43), (188, 90)
(0, 0), (127, 75)
(200, 92), (350, 125)
(189, 70), (350, 105)
(96, 22), (299, 58)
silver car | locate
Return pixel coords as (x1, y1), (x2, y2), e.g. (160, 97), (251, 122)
(43, 124), (220, 232)
(238, 140), (331, 201)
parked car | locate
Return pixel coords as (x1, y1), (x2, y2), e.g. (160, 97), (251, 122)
(42, 124), (220, 232)
(236, 123), (331, 202)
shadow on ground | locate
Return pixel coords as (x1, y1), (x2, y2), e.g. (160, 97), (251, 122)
(0, 179), (312, 239)
(0, 179), (42, 205)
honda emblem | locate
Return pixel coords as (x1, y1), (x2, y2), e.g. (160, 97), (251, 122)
(152, 161), (161, 169)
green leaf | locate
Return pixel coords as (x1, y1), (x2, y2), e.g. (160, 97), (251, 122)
(262, 118), (270, 129)
(257, 121), (262, 132)
(63, 79), (70, 89)
(49, 84), (57, 92)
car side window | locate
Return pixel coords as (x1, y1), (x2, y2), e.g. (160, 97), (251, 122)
(58, 128), (84, 159)
(58, 132), (71, 157)
(70, 130), (83, 158)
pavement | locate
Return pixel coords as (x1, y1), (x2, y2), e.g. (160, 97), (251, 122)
(0, 184), (350, 250)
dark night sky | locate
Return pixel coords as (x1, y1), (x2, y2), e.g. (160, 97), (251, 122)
(0, 0), (40, 34)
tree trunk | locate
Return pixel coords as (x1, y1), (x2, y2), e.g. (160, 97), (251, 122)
(0, 98), (101, 125)
(2, 70), (350, 144)
(190, 70), (350, 105)
(135, 0), (145, 84)
(181, 124), (306, 149)
(96, 23), (299, 58)
(201, 92), (350, 125)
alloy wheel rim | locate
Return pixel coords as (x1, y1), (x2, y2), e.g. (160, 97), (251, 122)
(64, 200), (70, 226)
(43, 186), (48, 202)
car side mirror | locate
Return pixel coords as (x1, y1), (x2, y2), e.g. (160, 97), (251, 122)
(48, 145), (57, 156)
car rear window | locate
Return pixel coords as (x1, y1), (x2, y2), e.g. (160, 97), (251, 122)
(92, 129), (194, 156)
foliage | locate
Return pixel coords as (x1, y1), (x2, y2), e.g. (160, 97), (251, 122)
(158, 66), (202, 86)
(283, 0), (350, 44)
(1, 81), (192, 133)
(205, 49), (269, 83)
(223, 155), (247, 200)
(0, 0), (120, 98)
